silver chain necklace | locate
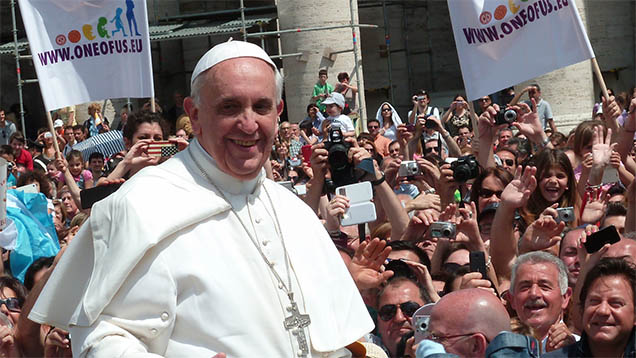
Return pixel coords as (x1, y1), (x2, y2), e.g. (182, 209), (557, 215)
(189, 150), (311, 357)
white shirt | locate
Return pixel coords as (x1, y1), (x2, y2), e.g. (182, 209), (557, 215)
(329, 114), (355, 132)
(30, 139), (372, 358)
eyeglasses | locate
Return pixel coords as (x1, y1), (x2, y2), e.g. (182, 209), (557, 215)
(0, 297), (21, 312)
(382, 108), (392, 112)
(479, 189), (502, 198)
(378, 301), (421, 321)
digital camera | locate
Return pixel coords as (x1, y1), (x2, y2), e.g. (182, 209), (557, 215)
(398, 161), (419, 178)
(450, 155), (479, 183)
(324, 124), (356, 192)
(556, 207), (574, 224)
(430, 221), (456, 239)
(495, 108), (517, 125)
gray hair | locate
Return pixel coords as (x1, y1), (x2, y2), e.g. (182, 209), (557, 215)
(510, 251), (569, 295)
(190, 64), (284, 106)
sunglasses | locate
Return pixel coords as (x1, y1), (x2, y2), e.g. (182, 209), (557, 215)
(378, 301), (421, 321)
(479, 189), (502, 198)
(502, 159), (514, 166)
(368, 125), (379, 129)
(0, 297), (20, 312)
(382, 108), (392, 112)
(425, 147), (437, 154)
(478, 98), (491, 102)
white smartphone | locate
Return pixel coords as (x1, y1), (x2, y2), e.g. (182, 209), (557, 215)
(335, 182), (376, 226)
(15, 183), (38, 193)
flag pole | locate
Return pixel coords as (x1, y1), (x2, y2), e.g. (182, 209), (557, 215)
(150, 97), (156, 113)
(46, 110), (61, 158)
(591, 58), (609, 101)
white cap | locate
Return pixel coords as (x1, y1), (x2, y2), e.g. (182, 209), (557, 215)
(53, 119), (64, 128)
(190, 39), (276, 87)
(322, 92), (345, 109)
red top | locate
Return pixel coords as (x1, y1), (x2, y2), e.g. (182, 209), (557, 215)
(15, 148), (33, 171)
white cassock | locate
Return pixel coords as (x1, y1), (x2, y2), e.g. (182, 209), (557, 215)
(30, 139), (374, 357)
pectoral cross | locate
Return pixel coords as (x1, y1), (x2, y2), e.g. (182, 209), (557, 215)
(283, 295), (311, 358)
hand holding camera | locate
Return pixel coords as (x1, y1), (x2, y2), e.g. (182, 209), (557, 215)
(309, 142), (329, 180)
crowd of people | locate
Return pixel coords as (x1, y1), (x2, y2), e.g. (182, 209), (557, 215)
(0, 40), (636, 357)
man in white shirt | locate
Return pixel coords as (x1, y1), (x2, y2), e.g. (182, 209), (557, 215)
(323, 92), (355, 133)
(30, 40), (372, 358)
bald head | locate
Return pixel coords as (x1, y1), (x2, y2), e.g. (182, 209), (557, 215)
(431, 288), (510, 339)
(603, 237), (636, 264)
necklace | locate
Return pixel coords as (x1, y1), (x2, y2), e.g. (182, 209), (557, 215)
(189, 150), (311, 357)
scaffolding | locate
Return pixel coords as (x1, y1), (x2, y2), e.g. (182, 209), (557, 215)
(4, 0), (380, 133)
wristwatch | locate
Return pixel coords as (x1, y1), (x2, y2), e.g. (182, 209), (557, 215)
(371, 172), (386, 186)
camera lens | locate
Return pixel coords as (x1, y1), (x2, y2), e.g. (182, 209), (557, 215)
(504, 109), (517, 123)
(443, 229), (451, 237)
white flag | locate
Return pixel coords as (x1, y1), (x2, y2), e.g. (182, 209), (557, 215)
(18, 0), (153, 111)
(447, 0), (594, 101)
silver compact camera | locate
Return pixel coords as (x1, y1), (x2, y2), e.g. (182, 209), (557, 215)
(430, 221), (456, 239)
(398, 160), (420, 177)
(556, 207), (574, 223)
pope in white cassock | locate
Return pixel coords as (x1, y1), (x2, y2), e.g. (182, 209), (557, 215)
(28, 40), (374, 357)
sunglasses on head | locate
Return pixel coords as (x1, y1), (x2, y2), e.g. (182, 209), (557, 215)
(378, 301), (421, 321)
(479, 189), (503, 198)
(0, 297), (20, 312)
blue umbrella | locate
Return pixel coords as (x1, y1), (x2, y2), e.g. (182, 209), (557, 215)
(72, 130), (125, 161)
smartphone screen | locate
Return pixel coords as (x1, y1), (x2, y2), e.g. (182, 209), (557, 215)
(469, 251), (487, 279)
(584, 225), (621, 253)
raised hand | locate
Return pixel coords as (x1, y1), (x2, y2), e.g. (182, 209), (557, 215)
(348, 238), (394, 290)
(511, 99), (545, 145)
(477, 103), (503, 141)
(309, 142), (329, 179)
(592, 126), (615, 167)
(455, 202), (484, 251)
(501, 165), (537, 209)
(602, 95), (622, 132)
(581, 187), (609, 224)
(518, 204), (565, 254)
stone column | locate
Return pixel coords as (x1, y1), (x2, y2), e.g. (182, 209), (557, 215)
(277, 0), (367, 125)
(515, 0), (593, 134)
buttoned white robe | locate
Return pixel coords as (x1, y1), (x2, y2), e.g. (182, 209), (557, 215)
(30, 139), (373, 357)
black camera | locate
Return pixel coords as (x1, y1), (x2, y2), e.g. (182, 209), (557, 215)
(423, 115), (437, 129)
(495, 108), (517, 125)
(324, 124), (356, 191)
(451, 155), (479, 183)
